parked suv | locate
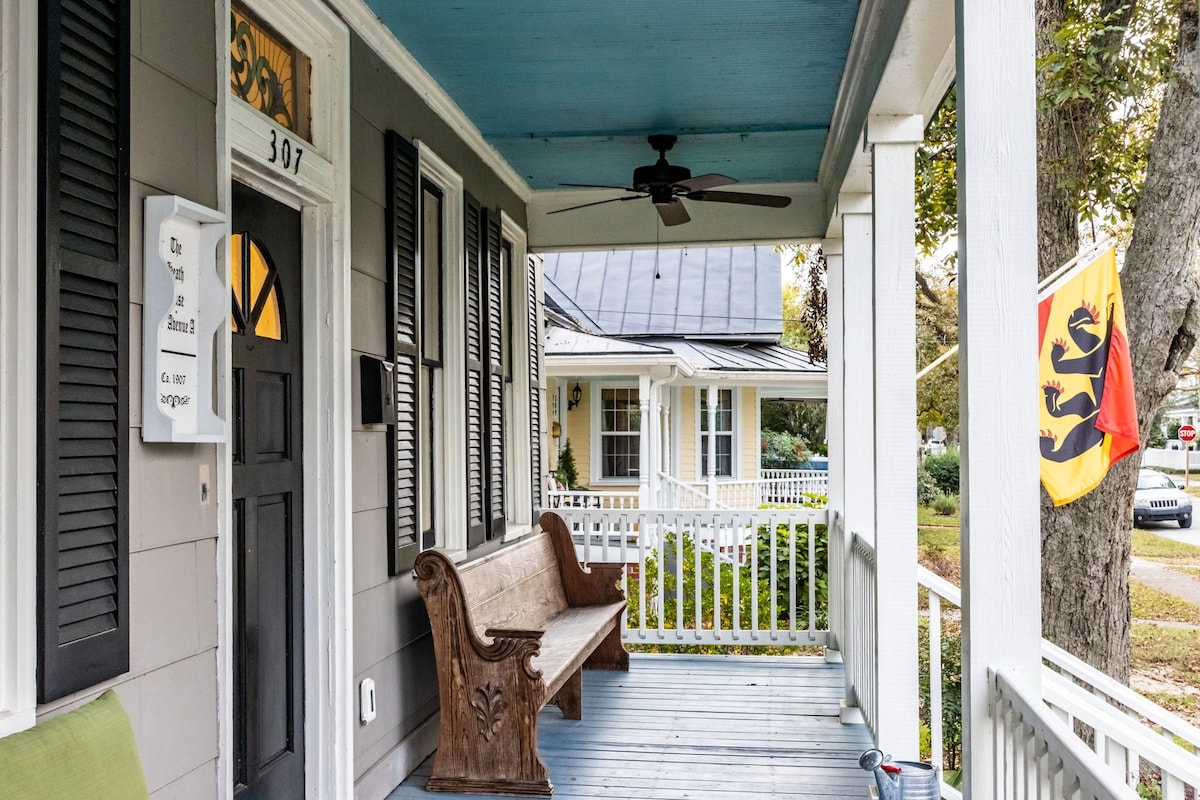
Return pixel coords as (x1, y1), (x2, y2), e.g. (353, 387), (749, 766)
(1134, 469), (1193, 529)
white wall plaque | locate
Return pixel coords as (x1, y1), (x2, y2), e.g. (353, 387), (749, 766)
(142, 196), (227, 442)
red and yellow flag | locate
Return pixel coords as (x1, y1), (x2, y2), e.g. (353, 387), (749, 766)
(1038, 246), (1138, 506)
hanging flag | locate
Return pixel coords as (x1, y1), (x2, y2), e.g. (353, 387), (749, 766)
(1038, 246), (1139, 505)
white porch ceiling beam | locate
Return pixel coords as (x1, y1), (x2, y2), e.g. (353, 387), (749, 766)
(869, 116), (922, 760)
(956, 1), (1041, 797)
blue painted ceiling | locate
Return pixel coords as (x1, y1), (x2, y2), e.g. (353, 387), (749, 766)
(364, 1), (863, 190)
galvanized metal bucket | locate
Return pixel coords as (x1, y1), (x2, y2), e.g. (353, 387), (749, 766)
(859, 749), (941, 800)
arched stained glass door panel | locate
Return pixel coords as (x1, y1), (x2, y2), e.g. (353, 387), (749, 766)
(231, 232), (285, 340)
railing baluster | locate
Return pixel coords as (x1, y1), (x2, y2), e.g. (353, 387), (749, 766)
(930, 592), (943, 772)
(807, 515), (816, 637)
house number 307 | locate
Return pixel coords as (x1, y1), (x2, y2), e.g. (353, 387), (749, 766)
(268, 129), (303, 175)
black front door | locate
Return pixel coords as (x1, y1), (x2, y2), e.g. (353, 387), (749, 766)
(231, 182), (304, 799)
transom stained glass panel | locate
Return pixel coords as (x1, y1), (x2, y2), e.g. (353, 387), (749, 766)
(230, 4), (311, 140)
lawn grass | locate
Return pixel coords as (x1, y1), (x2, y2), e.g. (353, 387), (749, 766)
(1131, 530), (1200, 560)
(1131, 623), (1200, 687)
(918, 524), (961, 584)
(918, 504), (960, 527)
(1130, 581), (1200, 625)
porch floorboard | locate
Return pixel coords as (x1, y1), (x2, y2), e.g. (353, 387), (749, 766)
(387, 653), (874, 799)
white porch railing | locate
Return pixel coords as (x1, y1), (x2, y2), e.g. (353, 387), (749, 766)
(546, 489), (639, 509)
(918, 565), (1200, 799)
(653, 470), (829, 509)
(553, 507), (829, 646)
(655, 472), (729, 509)
(844, 526), (879, 741)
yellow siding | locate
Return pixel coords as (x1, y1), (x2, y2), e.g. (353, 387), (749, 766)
(741, 386), (759, 479)
(678, 388), (697, 480)
(563, 381), (592, 486)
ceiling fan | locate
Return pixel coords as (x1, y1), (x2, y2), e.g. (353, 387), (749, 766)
(549, 134), (792, 227)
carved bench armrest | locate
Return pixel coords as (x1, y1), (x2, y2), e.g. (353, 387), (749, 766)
(539, 512), (627, 606)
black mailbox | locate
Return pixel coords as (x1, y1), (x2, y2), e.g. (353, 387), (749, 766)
(360, 355), (393, 425)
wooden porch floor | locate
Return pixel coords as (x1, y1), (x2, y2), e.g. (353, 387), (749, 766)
(387, 653), (875, 799)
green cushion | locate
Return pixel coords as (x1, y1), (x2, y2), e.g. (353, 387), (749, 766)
(0, 689), (149, 800)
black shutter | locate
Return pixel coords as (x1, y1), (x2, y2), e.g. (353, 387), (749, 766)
(37, 0), (131, 703)
(483, 210), (505, 539)
(528, 255), (544, 517)
(386, 132), (420, 575)
(464, 195), (486, 548)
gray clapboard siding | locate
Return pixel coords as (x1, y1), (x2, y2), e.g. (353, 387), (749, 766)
(388, 654), (873, 800)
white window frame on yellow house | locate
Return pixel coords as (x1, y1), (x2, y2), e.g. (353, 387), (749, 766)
(694, 386), (740, 481)
(590, 382), (642, 485)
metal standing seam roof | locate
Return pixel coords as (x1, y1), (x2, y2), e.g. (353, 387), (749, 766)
(541, 246), (783, 341)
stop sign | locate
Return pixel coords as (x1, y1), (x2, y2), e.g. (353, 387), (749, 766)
(1180, 425), (1197, 442)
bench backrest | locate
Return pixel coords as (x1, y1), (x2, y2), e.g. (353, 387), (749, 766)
(457, 531), (570, 634)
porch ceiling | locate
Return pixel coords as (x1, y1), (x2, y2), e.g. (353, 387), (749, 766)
(358, 0), (930, 248)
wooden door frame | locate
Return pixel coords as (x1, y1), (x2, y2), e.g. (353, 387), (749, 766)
(217, 2), (352, 799)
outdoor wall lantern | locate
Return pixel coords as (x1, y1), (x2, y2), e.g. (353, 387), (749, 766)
(567, 382), (582, 411)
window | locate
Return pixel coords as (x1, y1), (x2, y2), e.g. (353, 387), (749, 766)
(699, 388), (735, 478)
(230, 3), (311, 140)
(419, 182), (443, 549)
(600, 387), (640, 479)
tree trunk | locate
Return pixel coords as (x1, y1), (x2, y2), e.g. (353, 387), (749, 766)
(1038, 0), (1200, 681)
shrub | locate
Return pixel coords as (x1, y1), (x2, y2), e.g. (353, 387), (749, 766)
(918, 616), (963, 771)
(917, 464), (939, 505)
(761, 429), (809, 469)
(932, 493), (959, 516)
(925, 451), (960, 495)
(554, 439), (579, 488)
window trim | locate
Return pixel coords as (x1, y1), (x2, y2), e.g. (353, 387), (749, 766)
(499, 213), (536, 540)
(416, 142), (466, 555)
(0, 0), (38, 738)
(695, 386), (740, 481)
(590, 382), (643, 485)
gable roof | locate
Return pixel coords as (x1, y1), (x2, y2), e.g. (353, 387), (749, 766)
(542, 246), (782, 342)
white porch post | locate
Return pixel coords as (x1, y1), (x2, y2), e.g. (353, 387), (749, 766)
(840, 198), (874, 717)
(639, 374), (652, 507)
(956, 1), (1041, 797)
(824, 238), (846, 656)
(706, 384), (718, 507)
(662, 388), (672, 477)
(868, 115), (922, 760)
(841, 198), (875, 542)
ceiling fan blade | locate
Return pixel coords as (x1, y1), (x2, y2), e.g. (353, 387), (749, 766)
(655, 200), (691, 227)
(674, 173), (738, 192)
(558, 183), (641, 192)
(547, 195), (644, 215)
(686, 190), (791, 208)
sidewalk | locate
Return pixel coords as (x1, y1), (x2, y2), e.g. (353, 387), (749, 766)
(1131, 556), (1200, 607)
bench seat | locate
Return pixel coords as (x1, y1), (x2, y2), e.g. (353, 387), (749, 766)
(415, 511), (629, 796)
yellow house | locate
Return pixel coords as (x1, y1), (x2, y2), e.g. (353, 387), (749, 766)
(542, 246), (827, 509)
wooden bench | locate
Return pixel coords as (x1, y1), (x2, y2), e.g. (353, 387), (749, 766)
(414, 511), (628, 796)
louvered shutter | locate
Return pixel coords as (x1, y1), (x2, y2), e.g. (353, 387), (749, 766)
(528, 255), (544, 517)
(37, 0), (131, 703)
(386, 132), (420, 575)
(482, 210), (505, 539)
(464, 195), (486, 548)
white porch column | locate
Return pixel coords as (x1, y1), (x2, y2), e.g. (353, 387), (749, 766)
(841, 197), (875, 542)
(956, 1), (1041, 797)
(868, 114), (923, 760)
(706, 384), (718, 507)
(638, 374), (652, 507)
(824, 238), (846, 656)
(662, 389), (672, 477)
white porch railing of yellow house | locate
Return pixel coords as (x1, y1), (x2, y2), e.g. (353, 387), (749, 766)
(550, 507), (1200, 799)
(715, 469), (830, 508)
(545, 488), (639, 509)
